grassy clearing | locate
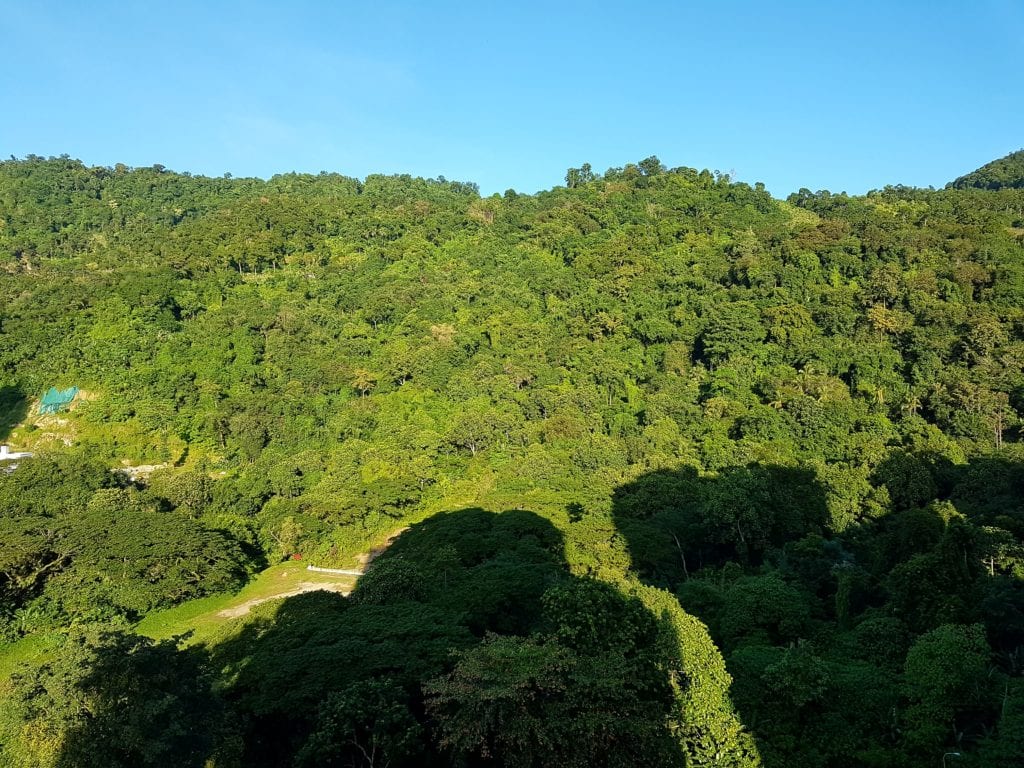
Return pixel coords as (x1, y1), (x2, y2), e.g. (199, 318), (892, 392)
(0, 632), (62, 680)
(0, 562), (357, 683)
(0, 527), (397, 712)
(136, 561), (357, 643)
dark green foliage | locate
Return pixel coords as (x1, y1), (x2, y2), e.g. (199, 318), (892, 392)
(728, 643), (901, 767)
(700, 302), (766, 365)
(425, 634), (580, 766)
(9, 629), (218, 768)
(199, 510), (749, 767)
(619, 456), (1024, 767)
(425, 610), (677, 768)
(294, 679), (424, 768)
(717, 574), (812, 650)
(949, 149), (1024, 190)
(0, 456), (255, 637)
(872, 450), (938, 510)
(0, 385), (29, 441)
(972, 679), (1024, 765)
(612, 465), (828, 581)
(902, 624), (995, 755)
(2, 152), (1024, 766)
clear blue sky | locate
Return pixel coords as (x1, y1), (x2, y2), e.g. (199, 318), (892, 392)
(2, 1), (1021, 196)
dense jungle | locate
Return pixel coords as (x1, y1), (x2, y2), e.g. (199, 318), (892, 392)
(1, 150), (1024, 766)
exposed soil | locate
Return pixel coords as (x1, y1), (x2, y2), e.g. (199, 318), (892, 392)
(216, 580), (353, 618)
(214, 527), (409, 619)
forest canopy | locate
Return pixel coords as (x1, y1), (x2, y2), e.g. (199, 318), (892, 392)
(949, 149), (1024, 190)
(1, 151), (1024, 766)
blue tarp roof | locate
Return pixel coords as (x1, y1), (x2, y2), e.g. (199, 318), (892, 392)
(38, 386), (78, 414)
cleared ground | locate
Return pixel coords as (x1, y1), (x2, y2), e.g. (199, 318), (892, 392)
(135, 561), (359, 641)
(0, 561), (359, 683)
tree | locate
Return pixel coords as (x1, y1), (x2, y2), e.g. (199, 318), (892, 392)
(565, 163), (596, 189)
(351, 368), (379, 398)
(700, 302), (766, 366)
(426, 580), (686, 768)
(295, 680), (423, 768)
(9, 629), (217, 768)
(902, 623), (994, 754)
(638, 156), (666, 176)
(425, 634), (573, 766)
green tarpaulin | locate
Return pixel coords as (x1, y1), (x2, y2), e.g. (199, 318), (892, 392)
(38, 386), (78, 415)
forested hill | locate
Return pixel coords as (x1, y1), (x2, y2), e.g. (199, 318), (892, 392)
(2, 153), (1024, 767)
(949, 148), (1024, 190)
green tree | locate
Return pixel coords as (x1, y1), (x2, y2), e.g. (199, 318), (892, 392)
(902, 623), (995, 754)
(295, 680), (423, 768)
(9, 630), (217, 768)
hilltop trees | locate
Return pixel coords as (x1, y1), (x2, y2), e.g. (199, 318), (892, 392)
(0, 153), (1023, 765)
(949, 149), (1024, 190)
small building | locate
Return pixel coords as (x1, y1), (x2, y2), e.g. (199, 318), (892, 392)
(38, 386), (79, 415)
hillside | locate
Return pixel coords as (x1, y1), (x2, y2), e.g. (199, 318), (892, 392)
(2, 154), (1024, 766)
(949, 148), (1024, 190)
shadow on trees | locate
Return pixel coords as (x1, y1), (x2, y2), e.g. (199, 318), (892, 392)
(860, 452), (1024, 651)
(611, 464), (831, 767)
(12, 630), (218, 768)
(0, 385), (29, 442)
(611, 464), (829, 587)
(209, 508), (568, 767)
(41, 453), (1024, 767)
(203, 507), (742, 768)
(39, 506), (760, 767)
(612, 456), (1024, 767)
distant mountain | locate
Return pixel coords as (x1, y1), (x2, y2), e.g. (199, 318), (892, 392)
(948, 149), (1024, 190)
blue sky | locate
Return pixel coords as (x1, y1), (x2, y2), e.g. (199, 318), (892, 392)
(2, 1), (1021, 196)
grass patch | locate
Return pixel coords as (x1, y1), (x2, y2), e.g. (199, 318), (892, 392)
(0, 563), (354, 677)
(136, 561), (357, 643)
(0, 632), (62, 680)
(134, 593), (238, 642)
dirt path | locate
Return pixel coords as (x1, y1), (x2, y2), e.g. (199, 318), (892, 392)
(217, 580), (353, 619)
(214, 527), (409, 620)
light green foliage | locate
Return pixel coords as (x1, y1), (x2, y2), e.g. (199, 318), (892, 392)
(630, 582), (762, 767)
(1, 153), (1024, 766)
